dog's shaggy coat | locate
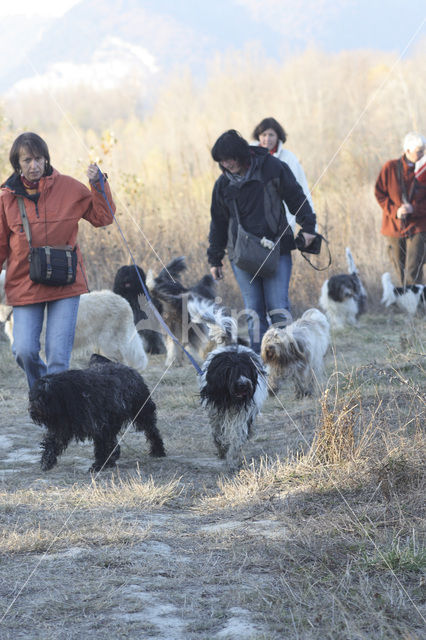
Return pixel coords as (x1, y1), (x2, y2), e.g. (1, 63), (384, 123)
(319, 248), (367, 329)
(381, 272), (425, 316)
(199, 344), (268, 472)
(148, 256), (217, 366)
(29, 354), (165, 472)
(261, 308), (330, 398)
(0, 286), (148, 372)
(113, 264), (165, 354)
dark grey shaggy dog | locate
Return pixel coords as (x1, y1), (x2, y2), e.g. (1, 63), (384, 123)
(113, 264), (166, 354)
(29, 354), (165, 472)
(149, 256), (217, 366)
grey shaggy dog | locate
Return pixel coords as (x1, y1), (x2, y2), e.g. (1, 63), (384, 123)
(199, 344), (268, 473)
(261, 308), (330, 398)
(29, 354), (165, 472)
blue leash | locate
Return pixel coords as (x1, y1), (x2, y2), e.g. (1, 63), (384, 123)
(94, 167), (203, 375)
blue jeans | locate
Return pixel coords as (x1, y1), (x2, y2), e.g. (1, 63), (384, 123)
(12, 296), (80, 389)
(231, 253), (292, 353)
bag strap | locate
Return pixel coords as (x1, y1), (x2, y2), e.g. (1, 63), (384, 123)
(17, 197), (32, 247)
(231, 198), (242, 226)
(232, 197), (284, 238)
(299, 234), (332, 271)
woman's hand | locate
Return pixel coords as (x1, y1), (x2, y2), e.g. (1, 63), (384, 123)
(87, 164), (100, 183)
(301, 232), (316, 247)
(396, 203), (413, 219)
(210, 266), (224, 280)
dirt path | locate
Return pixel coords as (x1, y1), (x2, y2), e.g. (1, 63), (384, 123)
(0, 315), (424, 639)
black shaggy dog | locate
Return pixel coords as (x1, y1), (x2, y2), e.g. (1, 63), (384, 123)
(113, 264), (166, 354)
(29, 354), (166, 472)
(199, 345), (268, 472)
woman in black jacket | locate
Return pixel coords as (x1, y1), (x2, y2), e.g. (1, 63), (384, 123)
(208, 129), (316, 353)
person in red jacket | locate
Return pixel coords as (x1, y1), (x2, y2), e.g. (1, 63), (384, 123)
(375, 132), (426, 286)
(0, 132), (115, 388)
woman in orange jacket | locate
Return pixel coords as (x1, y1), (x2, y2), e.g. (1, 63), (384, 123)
(0, 132), (115, 388)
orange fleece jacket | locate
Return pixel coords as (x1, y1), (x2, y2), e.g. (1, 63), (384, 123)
(0, 168), (115, 305)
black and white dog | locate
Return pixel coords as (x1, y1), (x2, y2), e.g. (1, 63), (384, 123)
(147, 256), (217, 366)
(381, 272), (425, 316)
(29, 354), (165, 472)
(199, 329), (268, 472)
(319, 248), (367, 328)
(113, 264), (166, 354)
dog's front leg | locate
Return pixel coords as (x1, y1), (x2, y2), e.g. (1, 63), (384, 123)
(91, 432), (119, 472)
(294, 365), (312, 399)
(225, 416), (248, 472)
(267, 365), (281, 395)
(40, 432), (69, 471)
(210, 412), (228, 459)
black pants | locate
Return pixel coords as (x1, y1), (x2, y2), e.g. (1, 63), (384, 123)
(385, 232), (426, 285)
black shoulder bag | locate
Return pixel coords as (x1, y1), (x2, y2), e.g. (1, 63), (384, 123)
(17, 197), (77, 286)
(231, 199), (281, 278)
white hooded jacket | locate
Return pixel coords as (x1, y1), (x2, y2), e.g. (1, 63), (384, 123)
(251, 140), (315, 232)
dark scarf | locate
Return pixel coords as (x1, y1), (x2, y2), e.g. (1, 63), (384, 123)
(20, 175), (40, 191)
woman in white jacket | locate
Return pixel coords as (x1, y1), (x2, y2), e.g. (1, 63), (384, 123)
(252, 117), (315, 232)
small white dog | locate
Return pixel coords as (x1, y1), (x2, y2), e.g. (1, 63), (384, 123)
(319, 248), (367, 329)
(261, 308), (330, 398)
(0, 275), (147, 372)
(381, 272), (425, 316)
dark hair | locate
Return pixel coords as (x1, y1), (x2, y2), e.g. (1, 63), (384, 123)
(9, 132), (51, 175)
(211, 129), (251, 165)
(252, 118), (287, 144)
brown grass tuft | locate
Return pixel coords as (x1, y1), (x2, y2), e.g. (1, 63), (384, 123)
(309, 388), (356, 464)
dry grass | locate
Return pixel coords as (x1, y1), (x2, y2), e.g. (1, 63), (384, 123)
(0, 313), (425, 638)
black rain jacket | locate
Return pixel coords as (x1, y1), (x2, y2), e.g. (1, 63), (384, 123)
(207, 146), (316, 267)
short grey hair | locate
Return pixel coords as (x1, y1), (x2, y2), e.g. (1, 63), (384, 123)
(403, 131), (425, 152)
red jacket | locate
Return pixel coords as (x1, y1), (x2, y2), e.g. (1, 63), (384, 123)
(375, 154), (426, 237)
(0, 169), (115, 305)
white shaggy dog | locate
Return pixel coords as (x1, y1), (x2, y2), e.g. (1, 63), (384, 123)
(199, 343), (268, 473)
(319, 248), (367, 329)
(261, 308), (330, 398)
(0, 277), (147, 372)
(381, 272), (425, 316)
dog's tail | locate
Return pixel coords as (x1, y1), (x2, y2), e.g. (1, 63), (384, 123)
(381, 272), (396, 307)
(345, 247), (367, 312)
(345, 247), (359, 275)
(187, 296), (237, 345)
(155, 256), (187, 285)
